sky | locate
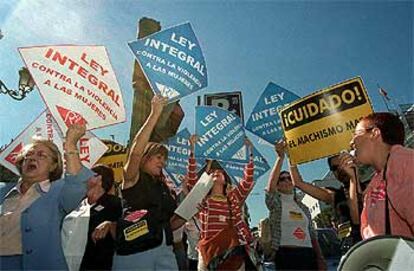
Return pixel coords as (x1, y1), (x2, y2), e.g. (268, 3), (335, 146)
(0, 0), (413, 226)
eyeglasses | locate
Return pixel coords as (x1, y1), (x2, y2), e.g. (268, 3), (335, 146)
(24, 151), (52, 161)
(352, 126), (375, 137)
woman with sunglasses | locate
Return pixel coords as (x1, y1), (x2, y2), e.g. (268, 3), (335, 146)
(265, 140), (325, 270)
(0, 124), (95, 270)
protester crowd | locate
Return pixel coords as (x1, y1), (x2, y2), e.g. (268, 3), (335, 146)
(0, 94), (413, 271)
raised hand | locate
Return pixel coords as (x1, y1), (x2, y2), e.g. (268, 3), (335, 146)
(275, 139), (286, 159)
(189, 134), (197, 152)
(150, 95), (168, 117)
(65, 123), (86, 148)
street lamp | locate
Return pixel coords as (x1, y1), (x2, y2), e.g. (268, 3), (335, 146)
(0, 67), (35, 101)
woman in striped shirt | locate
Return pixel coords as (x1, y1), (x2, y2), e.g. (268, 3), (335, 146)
(185, 136), (256, 271)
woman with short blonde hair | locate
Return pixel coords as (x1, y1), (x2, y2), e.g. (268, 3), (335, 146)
(0, 124), (95, 270)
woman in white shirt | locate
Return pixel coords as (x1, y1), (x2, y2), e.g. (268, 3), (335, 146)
(265, 141), (326, 270)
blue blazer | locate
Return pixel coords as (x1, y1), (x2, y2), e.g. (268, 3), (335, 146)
(0, 167), (94, 270)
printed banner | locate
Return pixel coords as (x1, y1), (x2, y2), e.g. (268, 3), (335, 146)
(0, 110), (108, 175)
(164, 170), (184, 195)
(19, 45), (126, 133)
(279, 77), (373, 164)
(128, 22), (208, 102)
(204, 91), (244, 123)
(245, 82), (300, 144)
(220, 146), (270, 183)
(163, 128), (203, 186)
(195, 106), (248, 163)
(96, 140), (128, 183)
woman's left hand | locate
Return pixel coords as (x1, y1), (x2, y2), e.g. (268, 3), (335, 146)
(91, 221), (112, 243)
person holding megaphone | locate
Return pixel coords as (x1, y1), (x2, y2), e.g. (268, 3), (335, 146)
(337, 112), (414, 271)
(345, 112), (414, 239)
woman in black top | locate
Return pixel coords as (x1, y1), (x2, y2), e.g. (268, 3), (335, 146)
(80, 165), (122, 271)
(112, 95), (177, 270)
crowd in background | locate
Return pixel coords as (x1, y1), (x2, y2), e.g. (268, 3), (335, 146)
(0, 95), (413, 270)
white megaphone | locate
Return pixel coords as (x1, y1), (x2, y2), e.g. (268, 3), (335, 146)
(338, 235), (414, 271)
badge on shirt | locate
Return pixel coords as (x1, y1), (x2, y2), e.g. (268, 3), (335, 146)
(124, 220), (149, 241)
(289, 211), (304, 221)
(370, 182), (386, 207)
(293, 227), (306, 240)
(94, 205), (105, 212)
(337, 221), (352, 239)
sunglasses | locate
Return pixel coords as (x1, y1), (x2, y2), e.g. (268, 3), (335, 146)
(278, 175), (291, 182)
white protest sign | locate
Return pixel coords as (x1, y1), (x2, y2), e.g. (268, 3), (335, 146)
(0, 110), (108, 175)
(174, 172), (213, 221)
(19, 45), (126, 133)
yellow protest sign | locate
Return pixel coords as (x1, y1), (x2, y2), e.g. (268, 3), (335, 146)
(279, 77), (373, 164)
(97, 140), (128, 183)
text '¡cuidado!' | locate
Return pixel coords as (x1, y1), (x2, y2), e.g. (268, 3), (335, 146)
(280, 81), (367, 131)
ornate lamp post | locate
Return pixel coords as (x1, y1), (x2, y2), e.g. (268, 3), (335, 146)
(0, 67), (35, 101)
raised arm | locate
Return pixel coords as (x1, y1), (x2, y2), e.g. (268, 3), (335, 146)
(266, 140), (285, 193)
(64, 124), (86, 175)
(123, 95), (167, 189)
(233, 137), (255, 202)
(186, 134), (199, 190)
(290, 164), (335, 204)
(60, 124), (94, 213)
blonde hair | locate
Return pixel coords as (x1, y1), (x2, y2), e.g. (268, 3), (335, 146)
(15, 140), (63, 182)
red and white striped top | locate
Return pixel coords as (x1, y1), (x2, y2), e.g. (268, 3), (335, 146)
(186, 155), (255, 244)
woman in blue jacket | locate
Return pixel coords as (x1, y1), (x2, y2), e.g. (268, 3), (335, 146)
(0, 124), (94, 270)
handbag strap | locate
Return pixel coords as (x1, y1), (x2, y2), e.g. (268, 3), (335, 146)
(383, 152), (391, 235)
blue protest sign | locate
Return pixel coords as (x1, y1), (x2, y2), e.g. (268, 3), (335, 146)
(164, 128), (202, 185)
(220, 146), (270, 183)
(195, 106), (248, 163)
(245, 82), (300, 144)
(128, 22), (208, 103)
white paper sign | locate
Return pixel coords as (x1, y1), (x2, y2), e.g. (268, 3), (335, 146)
(0, 110), (108, 175)
(19, 45), (126, 133)
(174, 172), (213, 221)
